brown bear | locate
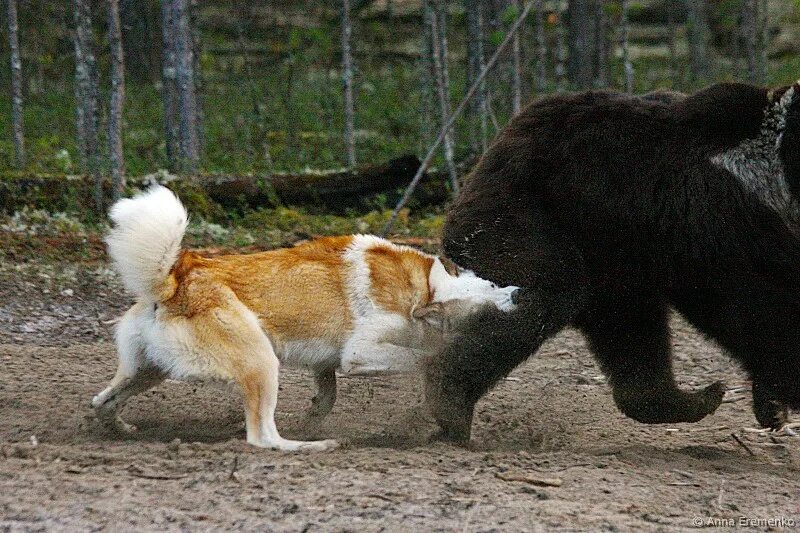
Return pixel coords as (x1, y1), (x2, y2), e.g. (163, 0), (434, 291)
(426, 81), (800, 442)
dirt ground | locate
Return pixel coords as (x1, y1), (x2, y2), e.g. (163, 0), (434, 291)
(1, 259), (799, 532)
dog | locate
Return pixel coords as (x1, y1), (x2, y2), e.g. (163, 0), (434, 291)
(91, 185), (519, 451)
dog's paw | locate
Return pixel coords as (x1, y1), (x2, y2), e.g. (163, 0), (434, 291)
(251, 438), (339, 452)
(91, 388), (112, 408)
(297, 439), (339, 452)
(95, 408), (138, 435)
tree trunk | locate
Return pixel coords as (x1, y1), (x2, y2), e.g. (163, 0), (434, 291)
(511, 0), (522, 114)
(341, 0), (356, 168)
(743, 0), (758, 83)
(7, 0), (24, 168)
(555, 5), (568, 92)
(760, 0), (768, 83)
(465, 0), (487, 153)
(173, 0), (199, 173)
(161, 0), (179, 169)
(667, 1), (678, 86)
(620, 0), (634, 93)
(533, 0), (546, 93)
(419, 0), (436, 151)
(567, 0), (595, 90)
(686, 0), (711, 85)
(235, 1), (272, 170)
(593, 0), (608, 88)
(190, 0), (204, 157)
(108, 0), (126, 200)
(73, 0), (102, 212)
(428, 0), (458, 193)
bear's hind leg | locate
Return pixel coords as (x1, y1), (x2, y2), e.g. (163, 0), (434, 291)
(579, 292), (725, 424)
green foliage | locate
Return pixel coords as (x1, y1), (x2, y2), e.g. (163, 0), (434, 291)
(488, 29), (505, 47)
(501, 5), (519, 25)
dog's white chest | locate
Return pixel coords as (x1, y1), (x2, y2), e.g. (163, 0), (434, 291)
(276, 338), (341, 370)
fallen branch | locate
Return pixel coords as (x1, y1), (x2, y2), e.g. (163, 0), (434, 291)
(381, 1), (535, 236)
(495, 471), (563, 487)
(127, 464), (188, 480)
(730, 433), (756, 457)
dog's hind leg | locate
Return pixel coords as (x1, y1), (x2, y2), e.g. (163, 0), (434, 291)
(93, 365), (165, 434)
(92, 303), (165, 433)
(193, 303), (338, 452)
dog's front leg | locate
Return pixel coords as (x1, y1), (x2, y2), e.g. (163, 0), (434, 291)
(306, 367), (337, 419)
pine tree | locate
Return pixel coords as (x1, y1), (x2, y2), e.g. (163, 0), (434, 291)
(533, 0), (546, 93)
(567, 0), (595, 89)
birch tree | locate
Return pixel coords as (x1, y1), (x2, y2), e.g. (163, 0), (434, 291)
(533, 0), (546, 93)
(108, 0), (126, 200)
(686, 0), (711, 85)
(427, 0), (458, 192)
(73, 0), (102, 210)
(7, 0), (24, 168)
(173, 0), (199, 172)
(465, 0), (487, 153)
(510, 0), (522, 114)
(743, 0), (759, 83)
(161, 0), (179, 169)
(341, 0), (356, 168)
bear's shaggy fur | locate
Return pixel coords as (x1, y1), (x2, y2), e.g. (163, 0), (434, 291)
(426, 82), (800, 442)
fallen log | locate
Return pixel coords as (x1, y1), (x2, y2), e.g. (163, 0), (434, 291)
(200, 154), (450, 211)
(0, 154), (453, 216)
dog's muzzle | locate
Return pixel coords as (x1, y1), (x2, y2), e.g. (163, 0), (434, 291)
(510, 288), (521, 305)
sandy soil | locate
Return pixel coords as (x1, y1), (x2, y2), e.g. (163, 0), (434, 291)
(1, 260), (799, 531)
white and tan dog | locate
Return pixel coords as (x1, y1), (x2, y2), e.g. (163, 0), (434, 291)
(92, 185), (518, 451)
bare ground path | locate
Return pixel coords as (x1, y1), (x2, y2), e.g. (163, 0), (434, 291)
(1, 261), (798, 531)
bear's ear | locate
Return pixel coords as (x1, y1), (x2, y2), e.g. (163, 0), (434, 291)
(779, 84), (800, 198)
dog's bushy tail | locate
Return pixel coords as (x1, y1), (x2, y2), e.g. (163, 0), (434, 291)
(106, 184), (188, 302)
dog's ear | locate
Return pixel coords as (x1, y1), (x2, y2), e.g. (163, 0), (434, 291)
(429, 258), (451, 289)
(412, 302), (445, 329)
(439, 256), (460, 277)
